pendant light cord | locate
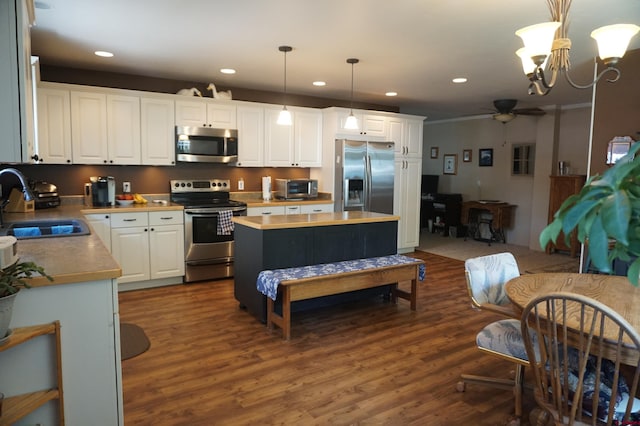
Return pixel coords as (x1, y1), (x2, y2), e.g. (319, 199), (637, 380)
(279, 46), (292, 105)
(347, 58), (359, 112)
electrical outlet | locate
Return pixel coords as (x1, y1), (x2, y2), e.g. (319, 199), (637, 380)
(238, 179), (244, 190)
(123, 181), (131, 193)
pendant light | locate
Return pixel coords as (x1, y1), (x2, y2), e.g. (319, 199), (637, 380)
(344, 58), (359, 130)
(277, 45), (293, 126)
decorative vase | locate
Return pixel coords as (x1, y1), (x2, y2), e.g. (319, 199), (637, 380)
(0, 292), (18, 339)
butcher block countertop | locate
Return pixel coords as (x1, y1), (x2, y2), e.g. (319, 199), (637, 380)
(233, 211), (400, 230)
(2, 202), (183, 288)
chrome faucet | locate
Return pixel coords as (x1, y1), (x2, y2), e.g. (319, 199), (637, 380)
(0, 168), (35, 228)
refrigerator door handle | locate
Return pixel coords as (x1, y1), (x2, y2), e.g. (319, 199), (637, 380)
(365, 154), (372, 211)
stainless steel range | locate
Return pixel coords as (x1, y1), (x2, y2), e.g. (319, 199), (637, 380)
(170, 179), (247, 282)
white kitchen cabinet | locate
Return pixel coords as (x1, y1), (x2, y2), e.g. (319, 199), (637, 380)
(175, 99), (236, 128)
(141, 96), (175, 165)
(403, 118), (424, 157)
(148, 211), (185, 279)
(107, 94), (141, 164)
(394, 157), (422, 253)
(247, 206), (286, 216)
(334, 108), (387, 138)
(0, 0), (36, 163)
(111, 212), (150, 283)
(110, 210), (184, 286)
(70, 91), (108, 164)
(37, 87), (72, 164)
(84, 213), (112, 251)
(300, 203), (334, 213)
(264, 106), (322, 167)
(236, 103), (264, 167)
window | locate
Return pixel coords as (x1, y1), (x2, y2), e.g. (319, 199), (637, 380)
(512, 143), (535, 175)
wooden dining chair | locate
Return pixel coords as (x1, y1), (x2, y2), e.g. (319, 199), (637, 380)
(457, 252), (530, 421)
(521, 292), (640, 426)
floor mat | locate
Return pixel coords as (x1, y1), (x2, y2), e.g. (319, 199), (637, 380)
(120, 323), (150, 360)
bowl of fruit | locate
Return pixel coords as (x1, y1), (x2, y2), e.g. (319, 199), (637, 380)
(116, 194), (134, 206)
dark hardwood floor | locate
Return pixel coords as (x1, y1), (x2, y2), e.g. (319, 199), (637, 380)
(119, 251), (537, 425)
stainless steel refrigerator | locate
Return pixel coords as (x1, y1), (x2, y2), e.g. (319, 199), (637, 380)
(334, 139), (395, 214)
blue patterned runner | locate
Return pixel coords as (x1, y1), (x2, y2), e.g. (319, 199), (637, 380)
(257, 255), (426, 300)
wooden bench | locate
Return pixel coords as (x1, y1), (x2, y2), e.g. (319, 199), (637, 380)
(265, 260), (424, 340)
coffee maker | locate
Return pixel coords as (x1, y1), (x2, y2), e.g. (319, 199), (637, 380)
(89, 176), (116, 207)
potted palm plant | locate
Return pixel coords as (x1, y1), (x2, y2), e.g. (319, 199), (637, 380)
(540, 142), (640, 286)
(0, 260), (53, 339)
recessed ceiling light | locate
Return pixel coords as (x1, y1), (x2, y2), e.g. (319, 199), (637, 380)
(220, 68), (236, 74)
(385, 92), (398, 97)
(452, 77), (468, 84)
(95, 51), (114, 58)
(313, 81), (326, 87)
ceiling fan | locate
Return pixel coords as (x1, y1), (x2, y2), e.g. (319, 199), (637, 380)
(491, 99), (545, 123)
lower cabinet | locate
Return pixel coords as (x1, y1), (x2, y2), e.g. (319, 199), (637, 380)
(395, 157), (422, 253)
(88, 210), (185, 286)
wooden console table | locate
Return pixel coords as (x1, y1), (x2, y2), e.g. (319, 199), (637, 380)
(461, 201), (516, 244)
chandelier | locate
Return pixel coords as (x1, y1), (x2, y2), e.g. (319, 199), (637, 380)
(515, 0), (639, 96)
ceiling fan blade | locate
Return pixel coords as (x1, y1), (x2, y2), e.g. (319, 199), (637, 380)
(513, 107), (546, 116)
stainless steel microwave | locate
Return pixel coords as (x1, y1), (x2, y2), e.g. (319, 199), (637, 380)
(176, 126), (238, 163)
(275, 179), (318, 200)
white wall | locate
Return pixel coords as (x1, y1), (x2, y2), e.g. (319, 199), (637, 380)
(422, 105), (591, 250)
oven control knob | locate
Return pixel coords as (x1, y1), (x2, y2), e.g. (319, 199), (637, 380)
(187, 183), (192, 187)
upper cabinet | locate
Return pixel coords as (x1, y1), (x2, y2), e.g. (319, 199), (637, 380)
(236, 103), (265, 167)
(0, 0), (36, 163)
(70, 91), (109, 164)
(106, 94), (141, 164)
(264, 106), (322, 167)
(175, 99), (236, 128)
(141, 96), (175, 165)
(37, 87), (72, 164)
(334, 109), (387, 138)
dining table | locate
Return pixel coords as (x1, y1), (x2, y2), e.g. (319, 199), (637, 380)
(506, 272), (640, 365)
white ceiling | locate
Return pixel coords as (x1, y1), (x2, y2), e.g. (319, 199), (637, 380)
(29, 0), (640, 121)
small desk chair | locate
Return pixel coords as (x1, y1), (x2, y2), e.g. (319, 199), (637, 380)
(457, 252), (530, 421)
(521, 292), (640, 425)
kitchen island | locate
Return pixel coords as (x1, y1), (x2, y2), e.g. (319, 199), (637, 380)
(0, 205), (124, 425)
(233, 211), (399, 322)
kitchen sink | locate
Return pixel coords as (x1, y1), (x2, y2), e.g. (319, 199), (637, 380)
(0, 219), (91, 239)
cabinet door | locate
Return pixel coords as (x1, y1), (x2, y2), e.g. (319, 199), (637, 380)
(84, 213), (112, 251)
(71, 91), (108, 164)
(207, 103), (236, 128)
(388, 118), (405, 155)
(404, 118), (423, 157)
(395, 157), (422, 252)
(37, 88), (72, 164)
(236, 104), (264, 166)
(111, 227), (150, 283)
(362, 114), (387, 137)
(141, 97), (175, 165)
(175, 100), (207, 127)
(294, 109), (322, 167)
(264, 107), (294, 167)
(149, 224), (185, 279)
(107, 94), (140, 164)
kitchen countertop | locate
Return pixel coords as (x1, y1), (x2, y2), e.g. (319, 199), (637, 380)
(233, 211), (400, 230)
(1, 202), (184, 288)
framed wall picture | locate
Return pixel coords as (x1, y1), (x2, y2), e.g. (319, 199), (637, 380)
(443, 154), (457, 175)
(479, 148), (493, 167)
(463, 149), (472, 162)
(430, 147), (439, 159)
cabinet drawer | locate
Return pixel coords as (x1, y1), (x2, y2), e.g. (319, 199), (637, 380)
(300, 204), (334, 214)
(247, 206), (286, 216)
(149, 210), (184, 226)
(284, 205), (301, 215)
(111, 212), (148, 228)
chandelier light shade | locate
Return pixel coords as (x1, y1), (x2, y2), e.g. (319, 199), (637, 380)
(515, 1), (639, 96)
(344, 58), (360, 130)
(277, 45), (293, 126)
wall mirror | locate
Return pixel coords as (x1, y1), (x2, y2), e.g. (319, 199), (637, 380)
(512, 143), (535, 175)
